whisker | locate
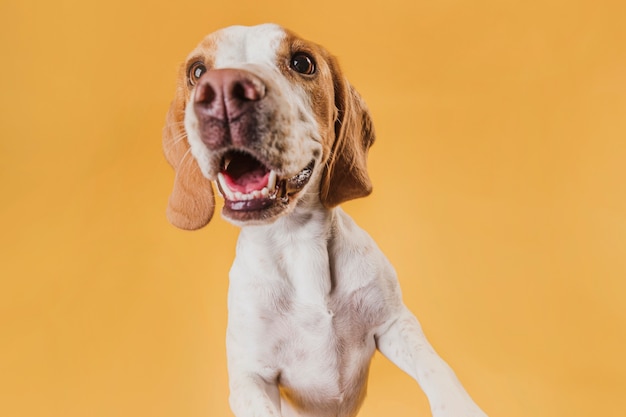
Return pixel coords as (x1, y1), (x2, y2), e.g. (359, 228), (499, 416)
(178, 147), (194, 173)
(163, 132), (189, 153)
(165, 120), (187, 128)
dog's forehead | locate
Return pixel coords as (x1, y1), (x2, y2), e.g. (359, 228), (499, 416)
(209, 24), (286, 69)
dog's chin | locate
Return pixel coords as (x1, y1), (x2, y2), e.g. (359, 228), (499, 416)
(220, 197), (299, 226)
(214, 150), (316, 226)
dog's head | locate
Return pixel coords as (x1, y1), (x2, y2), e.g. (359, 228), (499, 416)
(163, 24), (375, 229)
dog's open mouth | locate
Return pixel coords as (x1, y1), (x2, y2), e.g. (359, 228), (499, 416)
(216, 150), (314, 212)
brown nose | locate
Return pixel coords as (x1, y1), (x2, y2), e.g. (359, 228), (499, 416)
(193, 68), (266, 122)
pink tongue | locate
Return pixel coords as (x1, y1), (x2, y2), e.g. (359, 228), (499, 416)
(222, 154), (270, 194)
(223, 169), (269, 193)
(222, 153), (270, 194)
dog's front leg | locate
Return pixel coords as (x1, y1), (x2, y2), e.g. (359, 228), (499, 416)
(228, 371), (281, 417)
(376, 307), (488, 417)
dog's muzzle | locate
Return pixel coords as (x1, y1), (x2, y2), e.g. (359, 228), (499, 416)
(191, 68), (315, 221)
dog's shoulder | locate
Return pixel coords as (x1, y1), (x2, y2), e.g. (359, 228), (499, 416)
(329, 208), (401, 296)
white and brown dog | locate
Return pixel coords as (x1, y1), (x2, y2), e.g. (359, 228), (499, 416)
(163, 23), (487, 417)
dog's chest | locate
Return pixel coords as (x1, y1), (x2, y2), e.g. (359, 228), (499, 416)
(242, 282), (381, 413)
(227, 224), (388, 412)
(265, 283), (381, 375)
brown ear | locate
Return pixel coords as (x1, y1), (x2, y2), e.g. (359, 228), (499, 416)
(162, 74), (215, 230)
(320, 69), (376, 208)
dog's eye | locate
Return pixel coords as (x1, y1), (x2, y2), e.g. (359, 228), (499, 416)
(188, 61), (207, 85)
(290, 53), (316, 75)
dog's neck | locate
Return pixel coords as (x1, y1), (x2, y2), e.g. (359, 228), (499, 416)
(235, 195), (338, 304)
(239, 189), (334, 241)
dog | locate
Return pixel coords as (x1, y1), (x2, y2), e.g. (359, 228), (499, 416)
(163, 23), (488, 417)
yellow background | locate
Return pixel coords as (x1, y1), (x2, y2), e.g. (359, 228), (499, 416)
(1, 0), (625, 416)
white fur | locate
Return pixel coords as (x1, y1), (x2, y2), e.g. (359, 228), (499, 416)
(184, 24), (488, 417)
(213, 24), (285, 70)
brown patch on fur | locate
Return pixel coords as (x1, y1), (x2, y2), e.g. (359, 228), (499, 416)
(320, 63), (375, 207)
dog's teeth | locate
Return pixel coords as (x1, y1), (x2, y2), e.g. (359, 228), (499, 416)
(218, 172), (275, 202)
(217, 172), (235, 200)
(268, 170), (277, 191)
(224, 156), (232, 170)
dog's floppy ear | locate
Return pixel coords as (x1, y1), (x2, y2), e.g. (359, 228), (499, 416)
(162, 69), (215, 230)
(320, 63), (376, 208)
